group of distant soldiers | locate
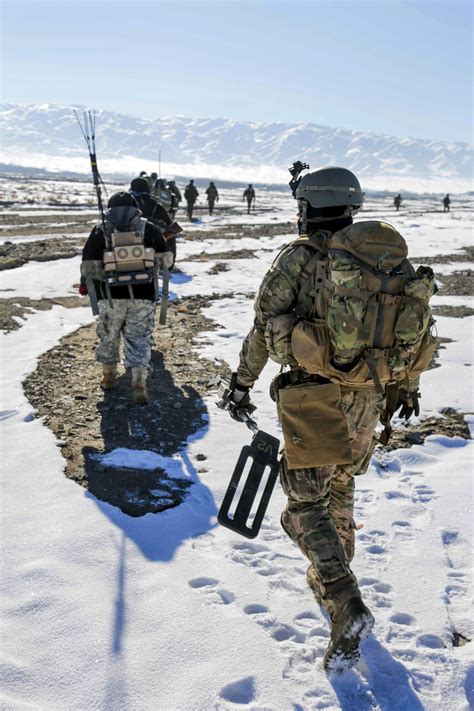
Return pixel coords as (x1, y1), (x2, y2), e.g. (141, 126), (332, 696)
(393, 193), (451, 211)
(136, 171), (257, 220)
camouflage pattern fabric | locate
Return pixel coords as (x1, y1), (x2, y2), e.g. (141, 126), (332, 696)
(237, 242), (319, 387)
(280, 387), (384, 614)
(96, 299), (156, 370)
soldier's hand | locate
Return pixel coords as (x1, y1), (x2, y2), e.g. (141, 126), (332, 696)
(396, 389), (420, 420)
(218, 373), (257, 423)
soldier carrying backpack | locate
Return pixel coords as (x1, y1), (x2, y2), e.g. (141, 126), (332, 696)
(220, 166), (437, 671)
(79, 191), (174, 404)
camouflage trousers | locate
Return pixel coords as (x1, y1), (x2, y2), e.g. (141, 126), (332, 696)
(96, 299), (156, 370)
(280, 387), (383, 615)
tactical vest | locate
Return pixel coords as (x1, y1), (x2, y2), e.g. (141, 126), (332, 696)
(103, 217), (156, 287)
(265, 221), (437, 392)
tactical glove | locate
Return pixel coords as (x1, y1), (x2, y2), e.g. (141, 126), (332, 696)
(79, 284), (88, 296)
(222, 373), (256, 423)
(396, 389), (420, 420)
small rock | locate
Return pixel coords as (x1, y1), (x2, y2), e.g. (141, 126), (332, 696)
(196, 453), (207, 461)
(173, 402), (183, 410)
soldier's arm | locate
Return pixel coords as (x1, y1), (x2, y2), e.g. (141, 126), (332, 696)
(80, 227), (106, 289)
(236, 244), (314, 387)
(145, 223), (169, 253)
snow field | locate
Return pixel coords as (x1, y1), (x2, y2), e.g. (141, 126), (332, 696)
(0, 196), (473, 710)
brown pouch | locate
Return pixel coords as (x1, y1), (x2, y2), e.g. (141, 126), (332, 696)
(408, 327), (438, 385)
(277, 381), (352, 469)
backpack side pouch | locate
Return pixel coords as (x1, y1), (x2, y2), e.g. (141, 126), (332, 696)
(277, 381), (352, 469)
(264, 313), (298, 365)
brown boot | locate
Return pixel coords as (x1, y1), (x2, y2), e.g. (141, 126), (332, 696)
(131, 367), (149, 404)
(323, 595), (374, 673)
(100, 364), (117, 390)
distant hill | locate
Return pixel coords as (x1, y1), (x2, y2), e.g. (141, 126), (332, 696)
(1, 103), (472, 190)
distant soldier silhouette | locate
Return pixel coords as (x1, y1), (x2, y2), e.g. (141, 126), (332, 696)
(243, 184), (256, 214)
(394, 194), (402, 211)
(184, 180), (199, 220)
(167, 180), (182, 219)
(443, 194), (451, 212)
(205, 182), (219, 215)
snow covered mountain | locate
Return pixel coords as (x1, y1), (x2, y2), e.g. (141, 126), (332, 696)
(1, 102), (472, 189)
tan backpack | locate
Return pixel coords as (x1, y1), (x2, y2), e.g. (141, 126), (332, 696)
(267, 221), (437, 392)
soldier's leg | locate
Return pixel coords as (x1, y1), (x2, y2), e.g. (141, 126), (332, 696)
(96, 300), (127, 366)
(122, 300), (156, 370)
(280, 458), (359, 617)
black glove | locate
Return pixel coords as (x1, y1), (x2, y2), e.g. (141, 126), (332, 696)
(396, 389), (420, 420)
(219, 373), (256, 423)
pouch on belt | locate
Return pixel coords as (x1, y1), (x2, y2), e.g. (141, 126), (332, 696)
(277, 381), (352, 469)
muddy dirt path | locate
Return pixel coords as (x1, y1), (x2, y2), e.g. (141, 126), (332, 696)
(24, 295), (230, 516)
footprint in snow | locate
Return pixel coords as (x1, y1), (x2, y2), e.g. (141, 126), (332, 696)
(385, 490), (410, 501)
(411, 484), (436, 503)
(385, 612), (418, 644)
(359, 576), (393, 610)
(359, 529), (389, 556)
(188, 577), (235, 606)
(217, 676), (257, 705)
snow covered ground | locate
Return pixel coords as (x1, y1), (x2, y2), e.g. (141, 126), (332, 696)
(1, 185), (473, 710)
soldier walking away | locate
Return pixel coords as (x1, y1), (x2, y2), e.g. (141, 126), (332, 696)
(205, 181), (219, 215)
(243, 184), (256, 213)
(167, 180), (182, 219)
(220, 166), (436, 671)
(79, 191), (174, 403)
(184, 180), (199, 220)
(443, 194), (451, 212)
(130, 176), (180, 266)
(394, 193), (402, 211)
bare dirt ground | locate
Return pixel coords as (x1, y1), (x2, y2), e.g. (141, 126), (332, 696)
(3, 200), (472, 516)
(24, 295), (229, 517)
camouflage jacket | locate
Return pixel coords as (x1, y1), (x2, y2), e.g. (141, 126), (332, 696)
(237, 237), (322, 387)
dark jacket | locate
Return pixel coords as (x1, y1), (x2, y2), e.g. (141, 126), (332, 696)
(131, 193), (172, 228)
(81, 217), (168, 301)
(184, 184), (199, 202)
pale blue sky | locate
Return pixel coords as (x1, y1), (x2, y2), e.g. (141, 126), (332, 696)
(1, 0), (472, 142)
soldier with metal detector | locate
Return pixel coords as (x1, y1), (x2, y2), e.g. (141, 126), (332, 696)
(217, 162), (436, 671)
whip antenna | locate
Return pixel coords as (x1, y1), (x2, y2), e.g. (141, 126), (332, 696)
(74, 109), (108, 240)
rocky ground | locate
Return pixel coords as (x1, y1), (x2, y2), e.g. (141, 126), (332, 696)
(24, 295), (230, 516)
(4, 205), (472, 517)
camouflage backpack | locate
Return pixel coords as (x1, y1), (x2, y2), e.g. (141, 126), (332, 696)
(266, 221), (437, 392)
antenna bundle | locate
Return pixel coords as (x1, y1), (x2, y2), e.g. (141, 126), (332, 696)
(74, 109), (108, 236)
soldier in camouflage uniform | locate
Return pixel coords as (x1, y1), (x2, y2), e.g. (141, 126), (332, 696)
(80, 191), (173, 403)
(223, 167), (426, 671)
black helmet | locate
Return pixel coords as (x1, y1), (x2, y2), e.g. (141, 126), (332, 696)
(150, 172), (158, 180)
(296, 167), (363, 209)
(130, 177), (150, 194)
(107, 191), (138, 208)
(295, 166), (363, 227)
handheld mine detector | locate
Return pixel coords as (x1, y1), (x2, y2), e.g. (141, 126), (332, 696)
(75, 110), (170, 324)
(212, 376), (280, 539)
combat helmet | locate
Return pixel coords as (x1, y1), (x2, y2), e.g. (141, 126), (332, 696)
(295, 167), (364, 227)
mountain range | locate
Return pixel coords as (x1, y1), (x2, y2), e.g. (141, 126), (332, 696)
(1, 103), (472, 189)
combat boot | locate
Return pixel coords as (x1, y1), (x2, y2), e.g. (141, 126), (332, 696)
(131, 367), (149, 404)
(100, 364), (117, 390)
(323, 595), (374, 673)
